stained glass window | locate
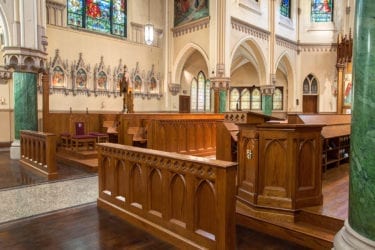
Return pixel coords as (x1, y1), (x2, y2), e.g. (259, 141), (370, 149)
(251, 88), (261, 110)
(191, 71), (211, 112)
(230, 88), (239, 110)
(303, 74), (319, 95)
(273, 87), (283, 110)
(241, 89), (250, 110)
(280, 0), (291, 18)
(67, 0), (127, 37)
(311, 0), (333, 22)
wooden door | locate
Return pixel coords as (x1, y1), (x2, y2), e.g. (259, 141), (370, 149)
(179, 95), (190, 113)
(303, 95), (318, 113)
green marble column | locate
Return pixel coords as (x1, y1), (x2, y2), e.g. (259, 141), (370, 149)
(349, 0), (375, 241)
(219, 90), (226, 113)
(13, 72), (38, 139)
(262, 95), (272, 116)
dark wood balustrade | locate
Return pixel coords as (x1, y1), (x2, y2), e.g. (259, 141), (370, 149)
(20, 130), (57, 179)
(96, 143), (237, 249)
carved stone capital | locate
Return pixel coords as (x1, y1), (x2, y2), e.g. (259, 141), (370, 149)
(2, 47), (48, 73)
(0, 66), (12, 82)
(168, 83), (181, 96)
(210, 77), (231, 90)
(261, 85), (275, 95)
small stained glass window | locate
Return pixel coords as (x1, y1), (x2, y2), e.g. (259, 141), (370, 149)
(303, 74), (319, 95)
(230, 88), (240, 111)
(241, 89), (250, 110)
(280, 0), (291, 18)
(311, 0), (333, 22)
(67, 0), (127, 37)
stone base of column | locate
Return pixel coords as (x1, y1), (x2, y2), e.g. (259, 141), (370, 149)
(10, 140), (20, 160)
(334, 219), (375, 249)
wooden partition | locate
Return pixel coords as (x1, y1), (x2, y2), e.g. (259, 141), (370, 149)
(43, 112), (120, 144)
(96, 143), (237, 249)
(20, 130), (57, 179)
(119, 113), (223, 156)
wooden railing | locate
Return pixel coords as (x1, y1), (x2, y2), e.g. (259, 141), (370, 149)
(20, 130), (57, 179)
(97, 143), (237, 249)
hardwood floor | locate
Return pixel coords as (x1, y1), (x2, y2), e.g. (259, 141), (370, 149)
(0, 150), (347, 249)
(0, 203), (308, 250)
(0, 151), (95, 190)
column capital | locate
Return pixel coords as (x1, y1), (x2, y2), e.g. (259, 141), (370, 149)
(210, 77), (231, 90)
(261, 85), (275, 95)
(2, 46), (48, 73)
(0, 66), (13, 82)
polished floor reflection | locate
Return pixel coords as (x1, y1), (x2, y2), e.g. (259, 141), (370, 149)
(0, 150), (95, 190)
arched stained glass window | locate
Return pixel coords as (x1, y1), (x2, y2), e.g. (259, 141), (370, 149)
(251, 88), (261, 110)
(67, 0), (127, 37)
(241, 89), (250, 110)
(303, 74), (319, 95)
(191, 71), (211, 112)
(230, 88), (239, 111)
(273, 87), (283, 110)
(280, 0), (291, 18)
(311, 0), (333, 22)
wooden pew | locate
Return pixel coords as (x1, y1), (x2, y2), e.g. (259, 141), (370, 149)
(288, 114), (351, 172)
(96, 143), (237, 249)
(20, 130), (57, 179)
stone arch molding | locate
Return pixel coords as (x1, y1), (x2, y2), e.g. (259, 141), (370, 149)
(275, 51), (295, 111)
(173, 43), (209, 85)
(229, 37), (267, 85)
(275, 51), (295, 90)
(0, 3), (10, 47)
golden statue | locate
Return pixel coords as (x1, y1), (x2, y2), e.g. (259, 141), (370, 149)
(119, 65), (133, 113)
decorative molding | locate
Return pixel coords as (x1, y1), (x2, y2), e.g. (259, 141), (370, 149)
(231, 17), (270, 41)
(210, 77), (231, 90)
(298, 43), (337, 53)
(334, 220), (375, 249)
(261, 85), (275, 95)
(94, 56), (111, 96)
(46, 0), (66, 26)
(276, 35), (298, 51)
(0, 66), (12, 83)
(146, 64), (162, 99)
(2, 47), (47, 73)
(71, 53), (91, 95)
(168, 83), (181, 96)
(48, 49), (70, 94)
(172, 17), (210, 37)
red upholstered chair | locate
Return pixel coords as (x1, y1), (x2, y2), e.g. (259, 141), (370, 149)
(70, 122), (96, 151)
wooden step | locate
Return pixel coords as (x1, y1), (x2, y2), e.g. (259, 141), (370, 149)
(297, 209), (344, 232)
(56, 152), (98, 172)
(236, 201), (339, 250)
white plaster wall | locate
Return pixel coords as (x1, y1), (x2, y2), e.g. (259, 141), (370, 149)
(230, 0), (269, 31)
(275, 0), (298, 41)
(299, 50), (337, 113)
(298, 0), (348, 43)
(231, 62), (259, 86)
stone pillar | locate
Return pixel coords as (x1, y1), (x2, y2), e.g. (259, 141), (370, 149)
(334, 0), (375, 248)
(10, 72), (38, 159)
(211, 77), (230, 113)
(261, 85), (274, 116)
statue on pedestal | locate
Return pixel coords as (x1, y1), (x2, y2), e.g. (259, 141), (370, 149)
(119, 65), (133, 113)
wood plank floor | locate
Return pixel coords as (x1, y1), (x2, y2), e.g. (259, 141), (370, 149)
(0, 151), (308, 249)
(302, 163), (349, 220)
(0, 151), (95, 190)
(0, 203), (308, 250)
